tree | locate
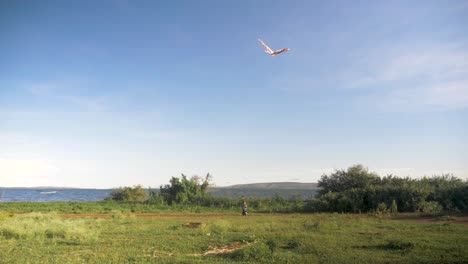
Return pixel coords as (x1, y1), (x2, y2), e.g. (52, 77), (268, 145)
(159, 173), (213, 205)
(390, 200), (398, 214)
(315, 165), (466, 213)
(318, 164), (379, 195)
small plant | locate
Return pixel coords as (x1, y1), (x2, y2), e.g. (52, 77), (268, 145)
(209, 220), (230, 236)
(0, 227), (19, 239)
(210, 224), (227, 236)
(265, 238), (278, 254)
(286, 240), (301, 249)
(111, 210), (123, 219)
(382, 239), (414, 251)
(168, 224), (181, 230)
(227, 242), (272, 261)
(303, 220), (321, 231)
(45, 229), (66, 239)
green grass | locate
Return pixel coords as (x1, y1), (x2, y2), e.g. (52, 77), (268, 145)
(0, 212), (99, 241)
(0, 210), (467, 263)
(0, 201), (239, 214)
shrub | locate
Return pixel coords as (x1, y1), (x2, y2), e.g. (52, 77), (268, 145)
(109, 185), (149, 202)
(376, 202), (388, 215)
(390, 200), (398, 215)
(316, 166), (468, 213)
(302, 199), (328, 213)
(417, 201), (443, 216)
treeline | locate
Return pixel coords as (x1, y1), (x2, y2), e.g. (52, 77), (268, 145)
(109, 165), (468, 214)
(309, 165), (468, 214)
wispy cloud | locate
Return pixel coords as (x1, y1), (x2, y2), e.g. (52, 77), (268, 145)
(355, 79), (468, 112)
(28, 82), (106, 111)
(126, 130), (178, 141)
(426, 80), (468, 108)
(272, 75), (326, 93)
(348, 45), (468, 88)
(345, 43), (468, 111)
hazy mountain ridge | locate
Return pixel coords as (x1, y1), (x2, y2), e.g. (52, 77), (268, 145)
(221, 182), (319, 190)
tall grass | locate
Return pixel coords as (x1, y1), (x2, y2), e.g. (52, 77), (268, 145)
(0, 212), (99, 242)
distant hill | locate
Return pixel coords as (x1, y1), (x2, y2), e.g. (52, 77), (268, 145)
(209, 182), (320, 199)
(222, 182), (319, 190)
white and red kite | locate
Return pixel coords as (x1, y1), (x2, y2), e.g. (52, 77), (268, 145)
(258, 38), (290, 56)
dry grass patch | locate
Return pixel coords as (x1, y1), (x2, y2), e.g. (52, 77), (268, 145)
(183, 222), (205, 228)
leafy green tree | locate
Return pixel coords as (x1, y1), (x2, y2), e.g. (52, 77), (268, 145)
(159, 173), (212, 205)
(444, 184), (468, 211)
(318, 164), (379, 195)
(314, 165), (467, 213)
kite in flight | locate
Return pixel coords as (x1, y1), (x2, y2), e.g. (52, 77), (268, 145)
(258, 38), (290, 56)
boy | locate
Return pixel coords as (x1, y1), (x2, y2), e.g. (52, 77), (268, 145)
(242, 201), (248, 216)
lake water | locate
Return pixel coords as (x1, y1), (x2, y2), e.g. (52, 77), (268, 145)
(0, 188), (112, 202)
(0, 188), (319, 202)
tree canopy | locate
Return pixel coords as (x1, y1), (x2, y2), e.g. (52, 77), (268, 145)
(159, 173), (212, 205)
(106, 165), (468, 214)
(315, 164), (468, 213)
(318, 164), (379, 195)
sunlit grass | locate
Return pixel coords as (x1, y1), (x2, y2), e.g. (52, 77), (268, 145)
(0, 212), (99, 242)
(0, 211), (466, 263)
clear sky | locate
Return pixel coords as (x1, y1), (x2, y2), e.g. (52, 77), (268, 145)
(1, 0), (467, 188)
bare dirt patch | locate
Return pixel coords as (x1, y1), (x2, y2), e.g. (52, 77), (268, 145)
(59, 213), (112, 218)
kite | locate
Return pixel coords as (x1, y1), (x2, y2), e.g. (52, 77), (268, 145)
(258, 38), (290, 56)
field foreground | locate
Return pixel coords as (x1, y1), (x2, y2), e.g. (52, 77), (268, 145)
(0, 213), (467, 263)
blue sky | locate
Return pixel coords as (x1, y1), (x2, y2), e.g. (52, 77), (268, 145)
(1, 0), (467, 188)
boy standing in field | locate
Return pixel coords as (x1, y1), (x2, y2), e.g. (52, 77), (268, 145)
(242, 201), (248, 216)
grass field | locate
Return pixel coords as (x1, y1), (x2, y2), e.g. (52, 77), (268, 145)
(0, 210), (467, 263)
(0, 201), (238, 214)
